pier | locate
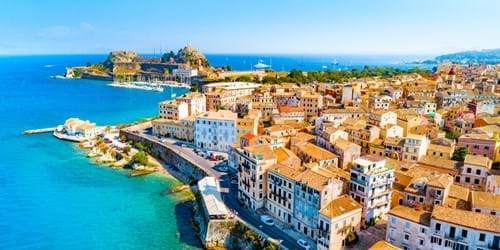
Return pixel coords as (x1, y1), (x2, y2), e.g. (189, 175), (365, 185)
(23, 127), (56, 135)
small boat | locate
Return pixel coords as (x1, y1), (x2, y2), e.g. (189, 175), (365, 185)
(321, 65), (327, 69)
(332, 59), (338, 65)
(44, 64), (55, 68)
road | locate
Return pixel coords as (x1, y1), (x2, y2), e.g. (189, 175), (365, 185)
(139, 133), (223, 178)
(132, 130), (304, 249)
(222, 184), (306, 250)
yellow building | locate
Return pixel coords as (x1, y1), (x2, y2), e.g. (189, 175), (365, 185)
(151, 116), (195, 142)
(236, 110), (261, 143)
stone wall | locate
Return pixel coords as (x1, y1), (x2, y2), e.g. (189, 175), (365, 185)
(120, 130), (207, 183)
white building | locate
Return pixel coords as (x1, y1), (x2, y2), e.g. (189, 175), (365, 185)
(430, 206), (500, 250)
(62, 118), (104, 139)
(386, 206), (431, 250)
(402, 134), (429, 162)
(349, 155), (395, 224)
(387, 205), (500, 250)
(194, 110), (237, 152)
(176, 92), (206, 116)
(172, 68), (198, 78)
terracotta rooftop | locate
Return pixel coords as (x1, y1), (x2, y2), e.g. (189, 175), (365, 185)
(319, 195), (362, 219)
(294, 169), (331, 191)
(273, 147), (299, 163)
(268, 163), (303, 181)
(432, 206), (500, 234)
(240, 133), (256, 141)
(278, 106), (304, 113)
(418, 156), (458, 170)
(243, 144), (276, 160)
(471, 191), (500, 211)
(388, 205), (431, 226)
(464, 155), (491, 168)
(368, 240), (401, 250)
(295, 142), (338, 161)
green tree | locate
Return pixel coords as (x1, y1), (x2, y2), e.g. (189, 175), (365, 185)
(236, 75), (253, 82)
(132, 151), (149, 166)
(122, 146), (131, 155)
(452, 147), (470, 161)
(134, 141), (144, 151)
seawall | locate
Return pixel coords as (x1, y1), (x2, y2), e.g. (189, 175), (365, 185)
(119, 130), (207, 183)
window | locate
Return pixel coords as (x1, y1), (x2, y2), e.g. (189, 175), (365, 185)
(419, 239), (424, 246)
(404, 233), (410, 241)
(405, 222), (411, 229)
(435, 223), (441, 232)
(391, 217), (397, 224)
(461, 229), (468, 238)
(420, 227), (426, 234)
(479, 233), (485, 241)
(476, 169), (481, 175)
(466, 168), (472, 173)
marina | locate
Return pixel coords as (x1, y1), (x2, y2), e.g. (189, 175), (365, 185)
(108, 81), (190, 92)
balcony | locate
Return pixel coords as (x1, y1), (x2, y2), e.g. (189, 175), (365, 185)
(370, 189), (391, 198)
(370, 178), (394, 188)
(351, 178), (367, 186)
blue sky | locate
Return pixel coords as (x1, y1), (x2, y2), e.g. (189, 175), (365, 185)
(1, 0), (499, 55)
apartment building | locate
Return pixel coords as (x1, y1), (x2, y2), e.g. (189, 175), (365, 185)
(455, 155), (492, 189)
(402, 134), (429, 162)
(300, 92), (323, 118)
(176, 92), (206, 116)
(159, 100), (188, 120)
(152, 116), (195, 142)
(194, 110), (237, 152)
(317, 196), (362, 250)
(237, 144), (277, 209)
(349, 155), (395, 224)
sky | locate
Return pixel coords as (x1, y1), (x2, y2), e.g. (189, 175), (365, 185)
(1, 0), (500, 55)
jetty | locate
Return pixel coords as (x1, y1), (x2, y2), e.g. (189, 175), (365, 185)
(23, 127), (56, 135)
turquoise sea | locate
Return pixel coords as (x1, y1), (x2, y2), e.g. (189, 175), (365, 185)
(0, 54), (431, 249)
(0, 55), (198, 249)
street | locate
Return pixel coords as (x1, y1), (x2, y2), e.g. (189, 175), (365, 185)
(132, 130), (305, 249)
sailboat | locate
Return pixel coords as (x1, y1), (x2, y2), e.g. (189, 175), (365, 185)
(332, 59), (338, 65)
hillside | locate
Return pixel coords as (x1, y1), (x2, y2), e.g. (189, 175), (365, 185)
(436, 48), (500, 64)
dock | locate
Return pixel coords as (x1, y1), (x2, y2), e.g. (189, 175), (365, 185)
(23, 127), (56, 135)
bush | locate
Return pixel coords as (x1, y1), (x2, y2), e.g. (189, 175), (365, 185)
(132, 151), (148, 166)
(122, 146), (131, 155)
(134, 142), (144, 151)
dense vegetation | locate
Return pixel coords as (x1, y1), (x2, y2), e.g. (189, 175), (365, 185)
(260, 66), (432, 84)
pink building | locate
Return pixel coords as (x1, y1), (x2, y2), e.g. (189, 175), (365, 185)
(458, 133), (496, 160)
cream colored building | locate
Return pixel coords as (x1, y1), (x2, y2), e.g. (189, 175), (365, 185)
(317, 196), (363, 250)
(236, 144), (277, 209)
(152, 116), (195, 142)
(176, 92), (206, 116)
(159, 100), (189, 120)
(300, 92), (323, 118)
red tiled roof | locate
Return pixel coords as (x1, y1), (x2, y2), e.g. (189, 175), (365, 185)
(279, 106), (304, 113)
(240, 133), (256, 141)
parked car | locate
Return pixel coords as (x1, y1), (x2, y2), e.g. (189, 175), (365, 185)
(260, 215), (274, 227)
(297, 239), (310, 250)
